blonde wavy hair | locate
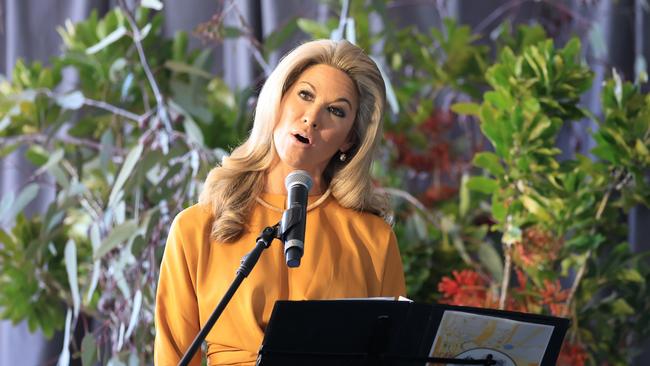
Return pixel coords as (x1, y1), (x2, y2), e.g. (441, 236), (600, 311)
(199, 39), (389, 242)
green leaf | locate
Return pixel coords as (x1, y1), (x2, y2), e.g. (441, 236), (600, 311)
(164, 60), (212, 79)
(612, 68), (623, 107)
(37, 148), (64, 174)
(25, 145), (49, 166)
(64, 239), (80, 317)
(0, 115), (10, 131)
(611, 298), (635, 316)
(0, 194), (14, 223)
(634, 139), (649, 159)
(90, 222), (101, 250)
(491, 196), (507, 222)
(81, 333), (97, 366)
(85, 223), (101, 303)
(218, 26), (239, 38)
(521, 195), (552, 221)
(109, 58), (127, 82)
(473, 152), (504, 176)
(183, 117), (205, 147)
(172, 31), (188, 60)
(296, 18), (330, 39)
(55, 91), (85, 110)
(527, 117), (551, 141)
(565, 234), (605, 251)
(121, 73), (134, 100)
(0, 141), (19, 158)
(484, 91), (510, 109)
(46, 211), (65, 233)
(94, 219), (137, 260)
(466, 176), (499, 194)
(86, 261), (100, 304)
(478, 242), (503, 281)
(108, 143), (143, 207)
(616, 269), (645, 284)
(2, 183), (39, 223)
(99, 130), (114, 171)
(124, 289), (142, 338)
(408, 213), (428, 241)
(459, 173), (470, 217)
(451, 102), (480, 116)
(86, 25), (127, 55)
(49, 165), (70, 190)
(264, 18), (298, 54)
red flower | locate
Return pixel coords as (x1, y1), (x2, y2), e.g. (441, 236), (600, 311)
(513, 227), (562, 268)
(438, 270), (496, 308)
(420, 109), (454, 134)
(423, 184), (458, 205)
(539, 279), (569, 316)
(557, 341), (588, 366)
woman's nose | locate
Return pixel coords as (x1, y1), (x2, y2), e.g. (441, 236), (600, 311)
(302, 109), (320, 129)
(302, 117), (318, 129)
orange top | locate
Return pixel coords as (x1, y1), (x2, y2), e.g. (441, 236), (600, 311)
(154, 192), (406, 365)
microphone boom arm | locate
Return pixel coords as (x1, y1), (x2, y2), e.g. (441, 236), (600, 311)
(178, 224), (280, 366)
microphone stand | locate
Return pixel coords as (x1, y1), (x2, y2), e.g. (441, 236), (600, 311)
(178, 224), (280, 366)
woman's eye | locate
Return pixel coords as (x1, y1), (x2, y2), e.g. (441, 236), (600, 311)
(298, 90), (313, 100)
(328, 106), (346, 118)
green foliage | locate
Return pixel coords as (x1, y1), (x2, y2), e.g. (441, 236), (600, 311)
(2, 1), (650, 364)
(0, 5), (245, 364)
(453, 29), (650, 363)
(0, 213), (91, 338)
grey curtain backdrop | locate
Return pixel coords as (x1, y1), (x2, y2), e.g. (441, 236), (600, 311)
(1, 0), (648, 364)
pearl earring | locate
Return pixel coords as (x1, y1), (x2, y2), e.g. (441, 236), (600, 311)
(339, 152), (347, 162)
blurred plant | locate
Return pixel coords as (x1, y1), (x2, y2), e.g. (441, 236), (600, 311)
(2, 0), (650, 365)
(451, 33), (650, 364)
(194, 1), (650, 364)
(0, 2), (248, 364)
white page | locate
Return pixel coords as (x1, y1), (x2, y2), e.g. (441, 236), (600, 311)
(429, 310), (554, 366)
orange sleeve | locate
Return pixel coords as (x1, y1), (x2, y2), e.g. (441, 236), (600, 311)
(154, 214), (202, 366)
(380, 230), (407, 297)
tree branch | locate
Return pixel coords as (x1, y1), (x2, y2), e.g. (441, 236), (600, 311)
(0, 133), (127, 155)
(83, 98), (143, 123)
(475, 0), (524, 35)
(117, 0), (172, 132)
(499, 243), (512, 309)
(561, 170), (621, 317)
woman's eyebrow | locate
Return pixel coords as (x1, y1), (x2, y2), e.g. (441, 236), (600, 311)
(298, 81), (353, 109)
(298, 81), (316, 89)
(333, 97), (353, 110)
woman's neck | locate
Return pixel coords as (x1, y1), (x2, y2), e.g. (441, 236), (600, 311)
(264, 162), (325, 195)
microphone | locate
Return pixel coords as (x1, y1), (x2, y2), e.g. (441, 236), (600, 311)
(281, 170), (313, 267)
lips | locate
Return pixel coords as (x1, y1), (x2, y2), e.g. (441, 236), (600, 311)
(291, 130), (312, 145)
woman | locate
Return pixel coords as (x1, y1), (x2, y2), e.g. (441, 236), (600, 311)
(154, 39), (406, 365)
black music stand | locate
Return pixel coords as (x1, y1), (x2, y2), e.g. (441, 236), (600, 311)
(257, 300), (569, 366)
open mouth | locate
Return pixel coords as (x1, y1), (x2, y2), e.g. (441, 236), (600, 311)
(293, 133), (310, 145)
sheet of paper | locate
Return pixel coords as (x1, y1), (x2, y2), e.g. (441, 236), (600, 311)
(334, 296), (413, 301)
(429, 310), (554, 366)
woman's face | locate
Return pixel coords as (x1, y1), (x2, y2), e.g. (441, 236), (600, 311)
(272, 64), (359, 177)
